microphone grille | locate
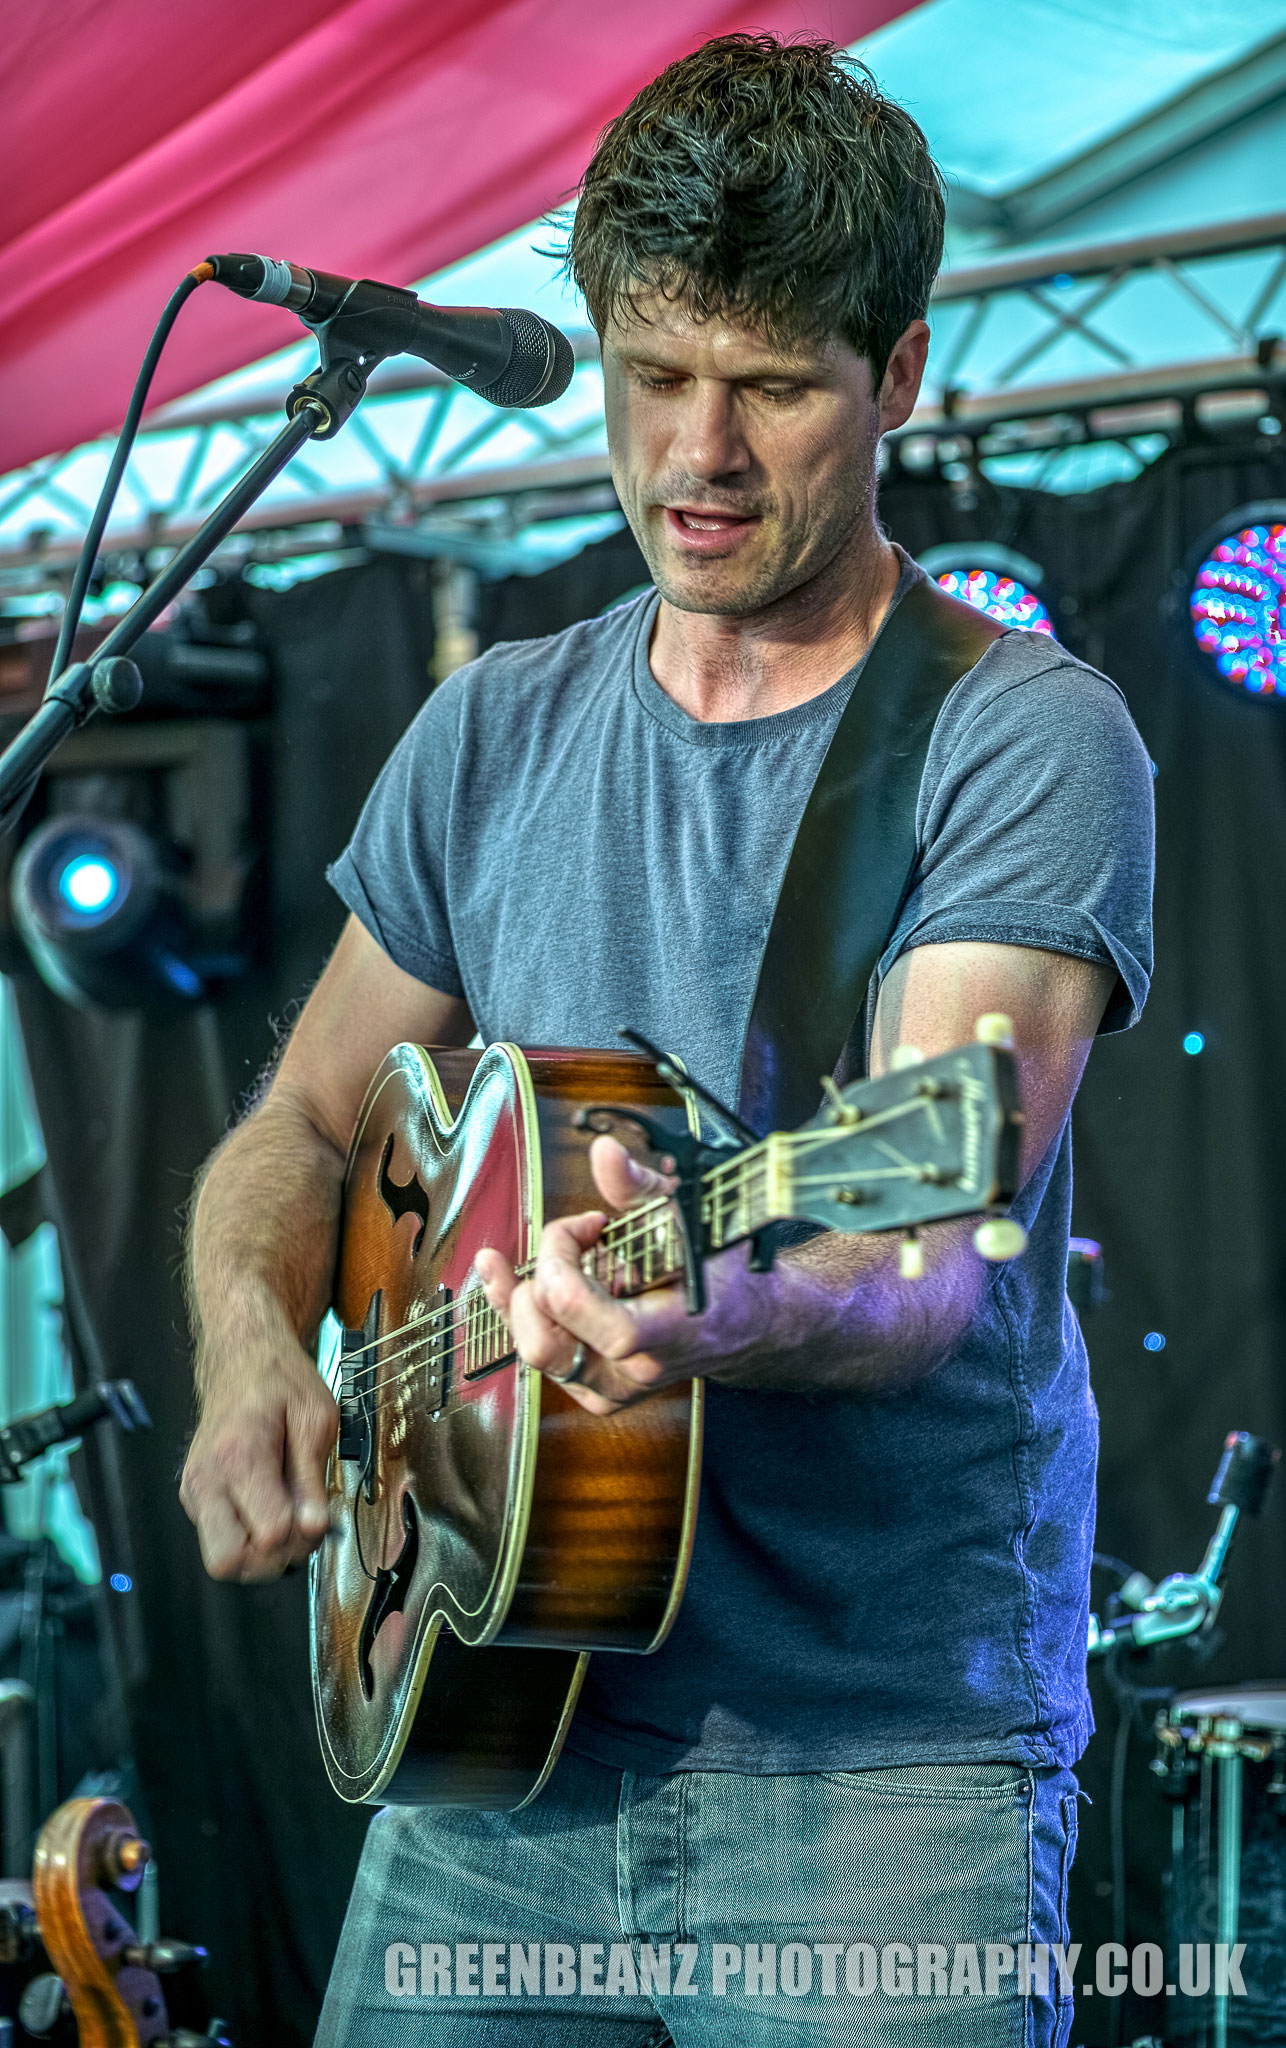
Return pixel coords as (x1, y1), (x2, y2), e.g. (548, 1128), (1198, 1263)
(475, 309), (575, 409)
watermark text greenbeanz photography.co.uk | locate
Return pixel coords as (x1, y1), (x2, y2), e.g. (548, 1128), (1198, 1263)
(382, 1940), (1247, 2001)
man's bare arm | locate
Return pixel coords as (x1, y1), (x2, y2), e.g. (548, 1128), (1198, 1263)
(479, 942), (1117, 1406)
(180, 915), (473, 1581)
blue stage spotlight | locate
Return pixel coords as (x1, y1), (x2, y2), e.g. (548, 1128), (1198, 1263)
(58, 854), (121, 918)
(11, 815), (206, 1010)
(1187, 505), (1286, 696)
(917, 544), (1055, 636)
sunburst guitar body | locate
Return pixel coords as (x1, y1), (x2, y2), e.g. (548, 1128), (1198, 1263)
(310, 1032), (1022, 1811)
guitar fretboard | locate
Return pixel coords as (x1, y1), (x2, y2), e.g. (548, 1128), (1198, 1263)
(457, 1136), (791, 1380)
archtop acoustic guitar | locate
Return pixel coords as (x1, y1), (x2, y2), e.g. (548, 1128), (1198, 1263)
(310, 1027), (1023, 1810)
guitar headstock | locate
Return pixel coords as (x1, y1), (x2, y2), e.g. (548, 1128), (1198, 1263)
(587, 1021), (1027, 1304)
(782, 1032), (1023, 1240)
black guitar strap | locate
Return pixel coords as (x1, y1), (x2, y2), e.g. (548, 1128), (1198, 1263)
(737, 575), (1011, 1137)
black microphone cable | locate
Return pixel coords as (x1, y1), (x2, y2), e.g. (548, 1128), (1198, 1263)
(46, 263), (213, 686)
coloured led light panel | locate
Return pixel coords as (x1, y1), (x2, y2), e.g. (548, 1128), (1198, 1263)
(1190, 522), (1286, 695)
(934, 568), (1054, 634)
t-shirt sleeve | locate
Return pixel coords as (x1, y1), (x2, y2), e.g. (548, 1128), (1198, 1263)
(882, 644), (1155, 1033)
(325, 674), (466, 997)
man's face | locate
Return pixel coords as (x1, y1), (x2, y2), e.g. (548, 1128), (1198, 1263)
(602, 289), (890, 618)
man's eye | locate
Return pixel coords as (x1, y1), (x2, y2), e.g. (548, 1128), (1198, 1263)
(756, 384), (804, 403)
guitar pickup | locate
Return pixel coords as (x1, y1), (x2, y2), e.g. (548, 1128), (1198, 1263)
(338, 1290), (381, 1462)
(425, 1284), (451, 1416)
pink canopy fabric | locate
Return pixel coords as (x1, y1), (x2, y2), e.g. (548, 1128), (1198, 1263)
(0, 1), (910, 473)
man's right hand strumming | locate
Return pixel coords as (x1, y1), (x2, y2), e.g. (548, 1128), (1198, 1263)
(179, 915), (475, 1582)
(180, 1320), (338, 1581)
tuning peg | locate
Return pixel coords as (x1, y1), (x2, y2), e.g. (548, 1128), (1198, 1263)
(0, 1896), (40, 1964)
(973, 1217), (1028, 1262)
(100, 1826), (150, 1887)
(819, 1076), (861, 1125)
(18, 1976), (69, 2039)
(122, 1938), (208, 1973)
(899, 1230), (925, 1280)
(975, 1013), (1015, 1049)
(889, 1045), (925, 1072)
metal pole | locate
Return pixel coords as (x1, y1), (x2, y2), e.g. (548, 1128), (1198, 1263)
(0, 1680), (35, 1877)
(1213, 1744), (1242, 2048)
(0, 405), (322, 816)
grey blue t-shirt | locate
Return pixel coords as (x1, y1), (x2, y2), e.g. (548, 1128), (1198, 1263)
(328, 554), (1154, 1776)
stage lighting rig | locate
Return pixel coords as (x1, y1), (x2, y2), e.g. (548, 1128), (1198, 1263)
(12, 814), (201, 1007)
(917, 544), (1055, 636)
(6, 718), (259, 1011)
(1185, 505), (1286, 698)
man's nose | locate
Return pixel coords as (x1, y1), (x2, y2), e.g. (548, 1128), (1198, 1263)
(672, 385), (751, 481)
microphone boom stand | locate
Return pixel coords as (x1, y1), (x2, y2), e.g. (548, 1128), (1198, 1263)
(0, 347), (373, 825)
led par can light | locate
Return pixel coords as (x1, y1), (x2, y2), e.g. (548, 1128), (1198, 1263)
(1185, 505), (1286, 698)
(917, 543), (1056, 636)
(11, 815), (204, 1009)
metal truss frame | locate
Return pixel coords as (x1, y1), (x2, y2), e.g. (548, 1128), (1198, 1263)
(926, 212), (1286, 402)
(2, 213), (1285, 590)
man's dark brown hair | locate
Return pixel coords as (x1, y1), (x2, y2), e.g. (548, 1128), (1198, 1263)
(565, 33), (945, 381)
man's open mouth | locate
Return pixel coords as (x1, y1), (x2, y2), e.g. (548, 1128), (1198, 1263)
(670, 508), (756, 529)
(663, 506), (761, 548)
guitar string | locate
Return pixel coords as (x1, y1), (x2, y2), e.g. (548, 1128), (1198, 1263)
(331, 1092), (935, 1403)
(331, 1099), (941, 1408)
(338, 1242), (730, 1427)
(326, 1097), (915, 1379)
(337, 1152), (933, 1415)
(331, 1146), (946, 1424)
(335, 1190), (696, 1388)
(334, 1159), (774, 1409)
(326, 1185), (679, 1390)
(332, 1150), (775, 1385)
(333, 1131), (788, 1375)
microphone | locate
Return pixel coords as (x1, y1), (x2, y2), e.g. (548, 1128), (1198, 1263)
(0, 1378), (150, 1485)
(204, 253), (575, 409)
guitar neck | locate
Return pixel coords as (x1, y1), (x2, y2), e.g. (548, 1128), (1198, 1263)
(585, 1137), (783, 1295)
(455, 1043), (1015, 1381)
(460, 1139), (785, 1379)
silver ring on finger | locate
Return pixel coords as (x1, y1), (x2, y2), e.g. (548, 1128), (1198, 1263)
(551, 1341), (588, 1386)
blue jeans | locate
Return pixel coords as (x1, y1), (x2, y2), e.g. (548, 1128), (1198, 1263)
(316, 1752), (1080, 2045)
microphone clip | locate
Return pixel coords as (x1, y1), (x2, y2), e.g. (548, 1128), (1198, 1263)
(286, 355), (372, 440)
(286, 280), (422, 437)
(285, 309), (409, 439)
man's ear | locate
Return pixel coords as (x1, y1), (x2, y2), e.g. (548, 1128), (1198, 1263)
(878, 319), (931, 435)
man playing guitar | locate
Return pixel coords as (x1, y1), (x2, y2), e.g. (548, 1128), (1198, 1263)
(181, 35), (1153, 2046)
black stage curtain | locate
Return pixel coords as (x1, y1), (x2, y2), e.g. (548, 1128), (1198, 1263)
(6, 556), (435, 2046)
(881, 443), (1286, 2041)
(491, 458), (1286, 2042)
(7, 440), (1286, 2045)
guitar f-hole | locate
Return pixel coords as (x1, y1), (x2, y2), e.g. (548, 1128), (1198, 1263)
(357, 1491), (420, 1703)
(377, 1134), (430, 1258)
